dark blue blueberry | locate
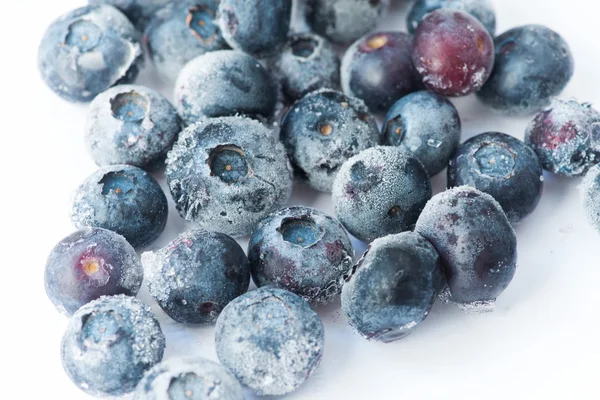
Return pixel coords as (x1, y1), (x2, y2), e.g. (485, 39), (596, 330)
(44, 228), (143, 316)
(215, 287), (324, 396)
(477, 25), (574, 115)
(332, 146), (432, 242)
(70, 165), (168, 249)
(133, 357), (244, 400)
(341, 31), (421, 114)
(525, 99), (600, 177)
(582, 164), (600, 235)
(280, 89), (379, 192)
(175, 50), (278, 125)
(88, 0), (170, 30)
(342, 232), (445, 342)
(448, 132), (544, 223)
(61, 295), (165, 396)
(407, 0), (496, 36)
(218, 0), (292, 58)
(415, 186), (517, 312)
(382, 91), (461, 176)
(38, 5), (144, 102)
(166, 116), (293, 236)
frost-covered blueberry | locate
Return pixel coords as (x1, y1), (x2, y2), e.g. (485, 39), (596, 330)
(145, 0), (229, 82)
(581, 164), (600, 235)
(342, 232), (445, 342)
(415, 186), (517, 312)
(382, 91), (461, 176)
(166, 116), (293, 236)
(332, 146), (432, 243)
(407, 0), (496, 36)
(218, 0), (292, 58)
(133, 357), (244, 400)
(341, 31), (421, 114)
(448, 132), (544, 224)
(89, 0), (170, 30)
(70, 165), (168, 249)
(44, 228), (143, 316)
(85, 85), (181, 168)
(38, 5), (144, 102)
(175, 50), (278, 125)
(61, 295), (165, 396)
(280, 89), (379, 192)
(142, 229), (250, 324)
(524, 99), (600, 177)
(215, 287), (324, 396)
(269, 32), (340, 101)
(477, 25), (574, 115)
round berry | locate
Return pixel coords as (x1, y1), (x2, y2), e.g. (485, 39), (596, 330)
(407, 0), (496, 36)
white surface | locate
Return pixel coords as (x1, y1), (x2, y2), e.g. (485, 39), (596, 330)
(2, 0), (600, 399)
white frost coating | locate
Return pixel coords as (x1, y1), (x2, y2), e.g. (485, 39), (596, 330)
(581, 164), (600, 234)
(77, 51), (106, 70)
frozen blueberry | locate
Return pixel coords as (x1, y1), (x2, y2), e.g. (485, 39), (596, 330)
(215, 287), (324, 396)
(280, 89), (379, 192)
(44, 227), (143, 316)
(269, 32), (340, 101)
(448, 132), (544, 224)
(61, 295), (165, 396)
(477, 25), (574, 115)
(70, 165), (168, 249)
(175, 50), (278, 125)
(341, 31), (421, 114)
(89, 0), (170, 30)
(382, 91), (461, 176)
(342, 232), (445, 342)
(332, 146), (432, 243)
(85, 85), (181, 168)
(133, 357), (244, 400)
(166, 116), (293, 236)
(38, 5), (144, 102)
(525, 99), (600, 177)
(218, 0), (292, 58)
(407, 0), (496, 36)
(145, 0), (229, 81)
(415, 186), (517, 312)
(581, 164), (600, 235)
(142, 229), (250, 324)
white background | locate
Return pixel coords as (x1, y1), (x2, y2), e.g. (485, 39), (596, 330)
(2, 0), (600, 399)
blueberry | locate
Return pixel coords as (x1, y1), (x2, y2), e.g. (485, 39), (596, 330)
(407, 0), (496, 36)
(581, 164), (600, 235)
(332, 146), (432, 243)
(269, 33), (340, 101)
(341, 31), (422, 114)
(133, 357), (244, 400)
(44, 228), (143, 316)
(38, 5), (144, 102)
(415, 186), (517, 311)
(175, 50), (278, 125)
(166, 116), (293, 236)
(525, 99), (600, 177)
(61, 295), (165, 396)
(448, 132), (544, 224)
(142, 229), (250, 324)
(342, 232), (445, 342)
(382, 91), (461, 176)
(477, 25), (574, 115)
(218, 0), (292, 58)
(280, 89), (379, 192)
(215, 287), (324, 396)
(70, 165), (168, 249)
(145, 0), (229, 81)
(88, 0), (170, 30)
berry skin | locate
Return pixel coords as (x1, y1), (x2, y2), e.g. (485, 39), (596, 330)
(448, 132), (544, 224)
(280, 88), (379, 192)
(248, 206), (354, 304)
(525, 99), (600, 177)
(382, 91), (461, 176)
(477, 25), (574, 115)
(61, 295), (165, 397)
(342, 232), (445, 343)
(412, 9), (494, 97)
(215, 287), (324, 396)
(88, 0), (170, 30)
(581, 164), (600, 235)
(415, 186), (517, 312)
(407, 0), (496, 36)
(341, 31), (422, 114)
(44, 228), (143, 316)
(38, 5), (144, 102)
(142, 229), (250, 324)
